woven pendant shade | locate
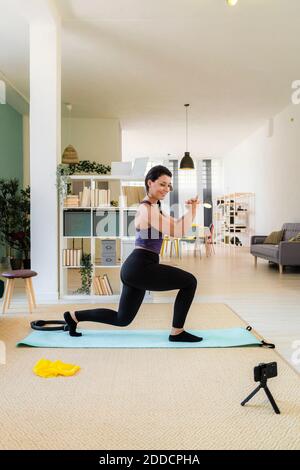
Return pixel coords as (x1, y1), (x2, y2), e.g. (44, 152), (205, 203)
(62, 144), (79, 164)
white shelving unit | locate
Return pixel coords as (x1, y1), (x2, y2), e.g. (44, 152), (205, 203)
(214, 192), (255, 248)
(59, 174), (152, 301)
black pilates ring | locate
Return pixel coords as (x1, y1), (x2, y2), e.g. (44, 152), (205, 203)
(30, 320), (69, 332)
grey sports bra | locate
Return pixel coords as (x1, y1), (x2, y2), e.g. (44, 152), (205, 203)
(135, 200), (164, 254)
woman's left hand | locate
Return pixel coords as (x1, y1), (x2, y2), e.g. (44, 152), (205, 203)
(185, 196), (200, 206)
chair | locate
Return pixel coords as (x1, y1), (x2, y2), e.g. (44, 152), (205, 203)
(205, 223), (215, 256)
(1, 270), (37, 314)
(192, 225), (203, 258)
(179, 224), (203, 258)
(160, 235), (181, 258)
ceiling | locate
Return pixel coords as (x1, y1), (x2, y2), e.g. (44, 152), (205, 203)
(1, 0), (300, 157)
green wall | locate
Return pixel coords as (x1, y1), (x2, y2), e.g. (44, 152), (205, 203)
(0, 103), (23, 258)
(0, 103), (23, 181)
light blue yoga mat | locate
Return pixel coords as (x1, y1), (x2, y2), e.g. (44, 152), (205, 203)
(17, 327), (262, 349)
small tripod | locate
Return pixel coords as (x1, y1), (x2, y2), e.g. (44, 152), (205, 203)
(241, 367), (280, 414)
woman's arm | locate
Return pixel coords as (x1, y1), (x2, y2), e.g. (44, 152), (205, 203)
(137, 198), (199, 237)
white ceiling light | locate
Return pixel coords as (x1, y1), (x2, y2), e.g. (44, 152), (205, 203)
(0, 80), (6, 104)
(227, 0), (239, 6)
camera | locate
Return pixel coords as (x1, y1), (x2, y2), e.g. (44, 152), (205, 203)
(242, 361), (280, 414)
(254, 362), (277, 382)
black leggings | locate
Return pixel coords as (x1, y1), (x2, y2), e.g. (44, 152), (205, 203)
(75, 248), (198, 328)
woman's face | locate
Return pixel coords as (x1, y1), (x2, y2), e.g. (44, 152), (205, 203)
(148, 175), (173, 199)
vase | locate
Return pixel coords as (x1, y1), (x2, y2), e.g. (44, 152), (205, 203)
(0, 279), (4, 299)
(10, 258), (23, 270)
(23, 259), (31, 269)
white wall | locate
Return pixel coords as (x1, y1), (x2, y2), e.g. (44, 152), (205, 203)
(61, 116), (122, 202)
(61, 117), (121, 164)
(23, 117), (122, 184)
(223, 102), (300, 234)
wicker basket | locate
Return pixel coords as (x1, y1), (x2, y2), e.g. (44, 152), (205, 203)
(62, 144), (79, 164)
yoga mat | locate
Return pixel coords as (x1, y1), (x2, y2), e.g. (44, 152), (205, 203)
(17, 327), (262, 349)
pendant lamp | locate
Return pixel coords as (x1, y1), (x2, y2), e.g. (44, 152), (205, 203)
(179, 104), (194, 169)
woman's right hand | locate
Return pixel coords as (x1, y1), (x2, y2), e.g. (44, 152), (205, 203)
(185, 195), (200, 209)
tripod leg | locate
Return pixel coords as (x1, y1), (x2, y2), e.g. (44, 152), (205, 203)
(241, 385), (261, 406)
(264, 386), (281, 414)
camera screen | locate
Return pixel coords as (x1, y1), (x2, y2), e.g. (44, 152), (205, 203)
(254, 362), (277, 382)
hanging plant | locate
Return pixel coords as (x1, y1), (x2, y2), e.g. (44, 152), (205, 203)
(68, 160), (111, 175)
(56, 161), (111, 203)
(56, 164), (72, 203)
(74, 253), (93, 295)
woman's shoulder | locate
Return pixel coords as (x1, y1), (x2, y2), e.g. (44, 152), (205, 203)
(139, 199), (152, 206)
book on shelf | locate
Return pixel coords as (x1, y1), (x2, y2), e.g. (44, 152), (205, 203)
(76, 188), (112, 207)
(93, 274), (113, 295)
(122, 186), (145, 207)
(103, 274), (113, 295)
(93, 277), (102, 295)
(99, 277), (108, 295)
(62, 249), (82, 267)
(64, 195), (80, 207)
(81, 187), (91, 207)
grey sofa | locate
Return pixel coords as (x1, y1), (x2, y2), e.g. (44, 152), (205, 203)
(250, 223), (300, 274)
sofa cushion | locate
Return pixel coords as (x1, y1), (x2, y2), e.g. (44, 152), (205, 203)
(251, 244), (279, 260)
(288, 232), (300, 242)
(263, 230), (283, 244)
(282, 223), (300, 241)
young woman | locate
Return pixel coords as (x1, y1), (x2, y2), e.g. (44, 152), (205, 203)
(64, 165), (202, 342)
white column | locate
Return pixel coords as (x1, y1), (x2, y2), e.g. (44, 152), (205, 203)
(30, 19), (61, 301)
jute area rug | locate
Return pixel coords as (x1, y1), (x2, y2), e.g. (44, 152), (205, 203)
(0, 303), (299, 450)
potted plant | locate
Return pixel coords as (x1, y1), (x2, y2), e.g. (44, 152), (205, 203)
(56, 161), (111, 202)
(0, 179), (30, 269)
(18, 186), (30, 268)
(74, 253), (93, 295)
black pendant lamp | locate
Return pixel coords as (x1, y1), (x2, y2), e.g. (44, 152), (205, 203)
(180, 103), (194, 169)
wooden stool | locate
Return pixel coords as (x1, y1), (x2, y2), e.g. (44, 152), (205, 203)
(1, 270), (37, 314)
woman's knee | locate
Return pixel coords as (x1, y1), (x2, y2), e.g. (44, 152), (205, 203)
(117, 316), (133, 327)
(186, 273), (198, 289)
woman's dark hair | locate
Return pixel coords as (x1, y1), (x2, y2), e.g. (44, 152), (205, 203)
(144, 165), (172, 213)
(145, 165), (172, 194)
